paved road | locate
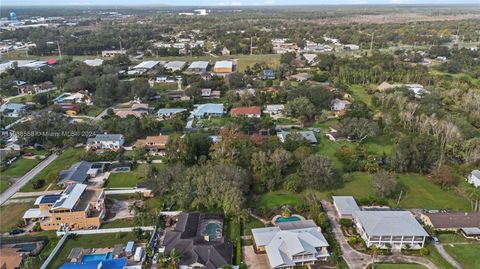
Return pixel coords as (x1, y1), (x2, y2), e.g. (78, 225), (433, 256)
(321, 200), (438, 269)
(0, 153), (58, 205)
(435, 244), (463, 269)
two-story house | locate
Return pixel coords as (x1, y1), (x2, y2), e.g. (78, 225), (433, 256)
(252, 220), (330, 269)
(86, 134), (125, 151)
(134, 135), (170, 156)
(22, 184), (105, 230)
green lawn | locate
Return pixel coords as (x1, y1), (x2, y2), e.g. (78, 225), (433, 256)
(242, 216), (265, 236)
(105, 163), (161, 188)
(9, 95), (33, 103)
(152, 83), (178, 91)
(1, 158), (40, 178)
(396, 174), (470, 211)
(20, 148), (84, 192)
(0, 180), (10, 193)
(0, 202), (33, 232)
(425, 244), (455, 269)
(444, 244), (480, 269)
(374, 264), (426, 269)
(437, 233), (470, 244)
(350, 84), (372, 106)
(101, 219), (135, 229)
(47, 233), (139, 269)
(252, 190), (302, 209)
(84, 106), (104, 117)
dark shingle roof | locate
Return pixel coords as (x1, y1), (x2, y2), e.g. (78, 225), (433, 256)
(58, 161), (92, 185)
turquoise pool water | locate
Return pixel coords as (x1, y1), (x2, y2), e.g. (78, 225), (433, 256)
(205, 223), (220, 240)
(275, 216), (301, 223)
(81, 252), (112, 262)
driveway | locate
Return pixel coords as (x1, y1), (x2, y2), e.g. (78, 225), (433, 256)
(0, 153), (58, 205)
(242, 245), (269, 269)
(321, 200), (438, 269)
(434, 244), (462, 269)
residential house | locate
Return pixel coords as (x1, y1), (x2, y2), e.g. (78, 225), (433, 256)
(132, 60), (160, 71)
(167, 90), (190, 101)
(263, 69), (276, 80)
(114, 103), (151, 118)
(202, 88), (221, 99)
(0, 103), (27, 118)
(19, 81), (57, 95)
(303, 54), (317, 65)
(155, 75), (176, 83)
(101, 50), (126, 57)
(164, 61), (186, 71)
(251, 220), (330, 268)
(325, 125), (346, 142)
(467, 170), (480, 187)
(157, 108), (187, 118)
(134, 135), (170, 156)
(0, 247), (24, 269)
(161, 212), (234, 269)
(230, 106), (261, 118)
(213, 61), (234, 74)
(277, 130), (318, 145)
(353, 210), (428, 249)
(22, 184), (105, 230)
(344, 44), (360, 50)
(186, 61), (209, 73)
(376, 81), (395, 92)
(190, 103), (224, 119)
(420, 212), (480, 231)
(330, 98), (351, 111)
(264, 104), (285, 118)
(332, 196), (361, 219)
(86, 134), (125, 151)
(49, 103), (81, 116)
(83, 59), (103, 67)
(53, 92), (91, 105)
(221, 47), (230, 56)
(289, 73), (311, 82)
(57, 161), (92, 187)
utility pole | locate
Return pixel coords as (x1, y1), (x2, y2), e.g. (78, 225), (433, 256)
(56, 40), (62, 59)
(250, 36), (253, 55)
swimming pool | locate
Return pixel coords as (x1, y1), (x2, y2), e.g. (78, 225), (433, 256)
(275, 216), (301, 223)
(81, 252), (112, 262)
(205, 223), (220, 240)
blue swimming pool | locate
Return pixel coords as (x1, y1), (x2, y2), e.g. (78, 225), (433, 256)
(205, 223), (220, 240)
(275, 216), (301, 223)
(81, 252), (112, 262)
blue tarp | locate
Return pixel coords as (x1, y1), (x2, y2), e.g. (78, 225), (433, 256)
(58, 258), (127, 269)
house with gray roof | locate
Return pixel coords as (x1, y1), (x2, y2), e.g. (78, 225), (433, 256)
(333, 196), (361, 218)
(251, 220), (330, 268)
(467, 169), (480, 188)
(186, 61), (209, 73)
(0, 103), (27, 117)
(157, 108), (187, 118)
(277, 130), (317, 145)
(353, 210), (428, 249)
(190, 103), (224, 119)
(165, 61), (186, 71)
(161, 212), (233, 269)
(58, 161), (92, 187)
(86, 134), (125, 151)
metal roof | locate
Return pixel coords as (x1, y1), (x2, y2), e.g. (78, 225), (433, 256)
(133, 60), (160, 70)
(165, 61), (186, 69)
(353, 211), (428, 237)
(191, 103), (224, 117)
(94, 134), (124, 142)
(187, 61), (209, 69)
(157, 108), (187, 116)
(214, 61), (233, 69)
(83, 59), (103, 67)
(52, 184), (87, 210)
(333, 196), (360, 216)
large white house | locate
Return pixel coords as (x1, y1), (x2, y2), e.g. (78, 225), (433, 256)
(467, 170), (480, 187)
(353, 210), (428, 249)
(332, 196), (360, 219)
(86, 134), (125, 151)
(252, 220), (330, 269)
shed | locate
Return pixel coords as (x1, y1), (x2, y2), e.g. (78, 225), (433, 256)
(134, 247), (143, 262)
(125, 241), (134, 256)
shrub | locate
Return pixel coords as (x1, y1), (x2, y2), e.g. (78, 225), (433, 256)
(339, 218), (353, 228)
(420, 247), (429, 256)
(32, 179), (45, 190)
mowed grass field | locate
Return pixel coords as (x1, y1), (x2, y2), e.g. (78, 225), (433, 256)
(47, 233), (139, 269)
(444, 244), (480, 269)
(0, 202), (33, 232)
(253, 172), (470, 211)
(20, 148), (84, 192)
(105, 163), (164, 188)
(1, 158), (40, 178)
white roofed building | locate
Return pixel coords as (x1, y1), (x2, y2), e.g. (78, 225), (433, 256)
(251, 220), (330, 268)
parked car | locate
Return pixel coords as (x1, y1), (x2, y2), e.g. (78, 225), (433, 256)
(24, 152), (33, 156)
(152, 253), (159, 264)
(9, 229), (25, 235)
(432, 236), (440, 245)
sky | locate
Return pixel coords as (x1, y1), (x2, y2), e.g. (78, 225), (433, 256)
(2, 0), (480, 6)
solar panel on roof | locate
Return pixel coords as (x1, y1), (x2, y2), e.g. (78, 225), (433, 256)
(40, 195), (61, 204)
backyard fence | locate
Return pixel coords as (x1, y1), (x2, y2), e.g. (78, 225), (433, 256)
(56, 226), (155, 236)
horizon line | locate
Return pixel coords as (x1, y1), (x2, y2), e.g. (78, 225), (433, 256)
(2, 3), (480, 7)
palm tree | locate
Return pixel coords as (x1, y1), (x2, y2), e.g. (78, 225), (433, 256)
(169, 248), (181, 269)
(370, 245), (379, 269)
(467, 188), (480, 212)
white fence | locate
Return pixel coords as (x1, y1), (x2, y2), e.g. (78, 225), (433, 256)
(40, 231), (69, 269)
(56, 226), (155, 236)
(105, 188), (151, 195)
